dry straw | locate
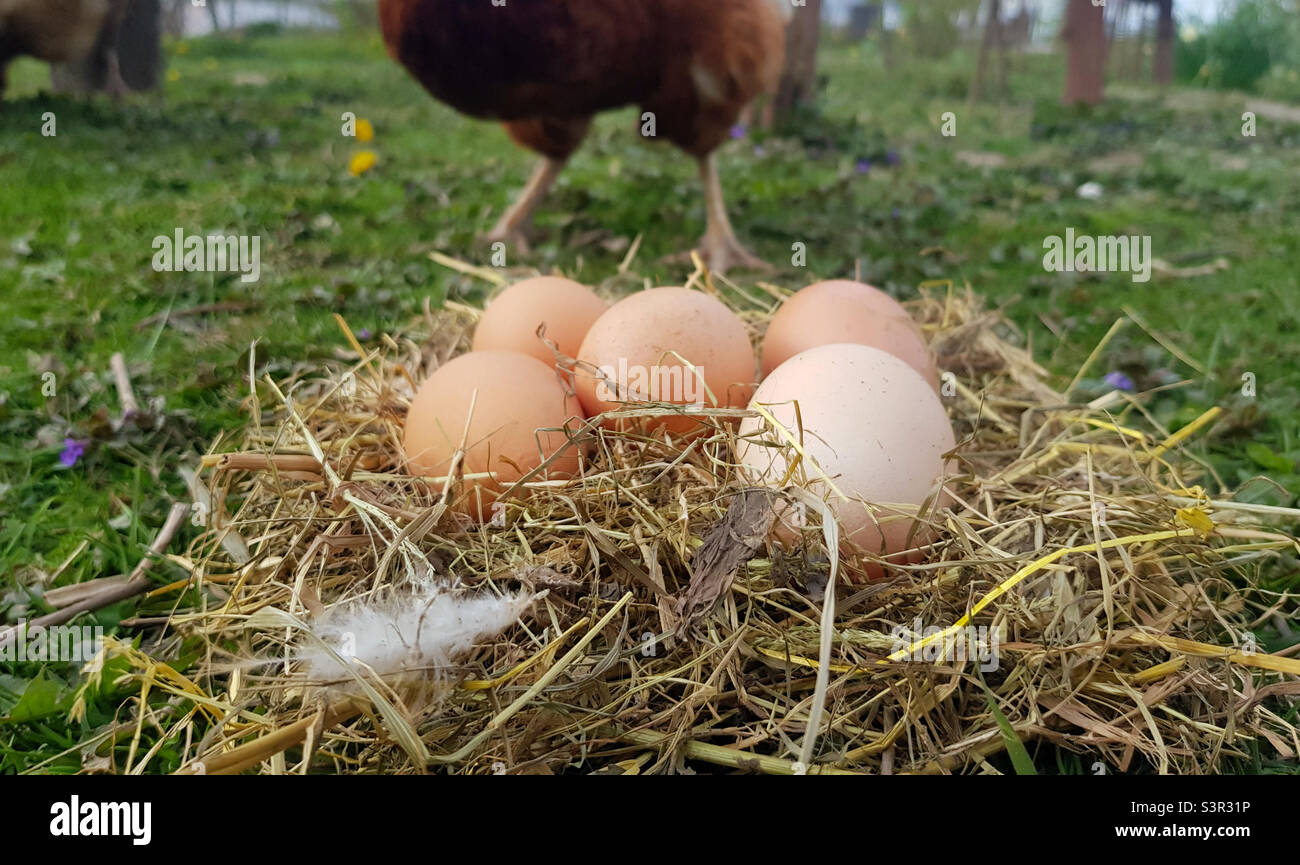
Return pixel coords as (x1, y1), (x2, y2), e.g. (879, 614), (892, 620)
(89, 261), (1300, 775)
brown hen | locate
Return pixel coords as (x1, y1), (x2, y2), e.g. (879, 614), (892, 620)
(378, 0), (788, 272)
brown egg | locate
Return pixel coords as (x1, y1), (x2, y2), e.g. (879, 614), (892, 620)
(761, 280), (939, 389)
(403, 351), (584, 521)
(576, 287), (756, 434)
(472, 276), (609, 369)
(737, 344), (955, 580)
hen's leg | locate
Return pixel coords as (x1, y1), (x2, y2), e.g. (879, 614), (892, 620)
(483, 157), (565, 256)
(103, 50), (130, 100)
(697, 154), (770, 273)
(101, 0), (131, 100)
(485, 116), (591, 256)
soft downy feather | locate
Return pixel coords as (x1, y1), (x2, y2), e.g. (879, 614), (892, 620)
(296, 582), (539, 688)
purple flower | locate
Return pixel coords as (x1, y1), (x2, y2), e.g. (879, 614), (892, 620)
(59, 438), (87, 468)
(730, 124), (748, 140)
(885, 150), (902, 166)
(855, 159), (872, 175)
(357, 328), (373, 340)
(752, 144), (766, 158)
(1103, 371), (1135, 392)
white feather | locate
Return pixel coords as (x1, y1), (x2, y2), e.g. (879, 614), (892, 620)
(298, 583), (537, 684)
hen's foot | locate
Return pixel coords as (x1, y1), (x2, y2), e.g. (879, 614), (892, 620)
(480, 225), (533, 258)
(103, 53), (130, 102)
(696, 233), (772, 275)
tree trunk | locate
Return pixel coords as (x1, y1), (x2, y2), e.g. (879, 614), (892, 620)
(1132, 3), (1147, 80)
(162, 0), (187, 39)
(119, 0), (162, 90)
(996, 14), (1010, 99)
(51, 0), (162, 93)
(1062, 0), (1107, 105)
(1154, 0), (1175, 85)
(970, 0), (1003, 103)
(770, 0), (823, 128)
(848, 3), (881, 41)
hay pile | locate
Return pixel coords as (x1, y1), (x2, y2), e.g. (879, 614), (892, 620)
(122, 266), (1300, 775)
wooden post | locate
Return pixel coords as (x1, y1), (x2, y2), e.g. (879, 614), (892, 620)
(970, 0), (1005, 103)
(1154, 0), (1175, 85)
(119, 0), (162, 90)
(770, 0), (823, 128)
(848, 3), (881, 41)
(1062, 0), (1107, 105)
(1132, 1), (1148, 80)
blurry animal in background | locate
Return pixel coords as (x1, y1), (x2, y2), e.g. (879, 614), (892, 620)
(744, 0), (797, 129)
(378, 0), (787, 272)
(0, 0), (130, 97)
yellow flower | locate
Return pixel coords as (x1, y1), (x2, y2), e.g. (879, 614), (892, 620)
(166, 69), (181, 83)
(203, 59), (218, 71)
(355, 118), (374, 143)
(349, 150), (377, 177)
(176, 41), (190, 55)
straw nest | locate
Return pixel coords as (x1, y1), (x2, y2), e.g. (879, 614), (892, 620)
(119, 262), (1300, 775)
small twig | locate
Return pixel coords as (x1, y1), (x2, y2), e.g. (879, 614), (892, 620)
(181, 465), (251, 565)
(43, 538), (90, 586)
(110, 352), (140, 418)
(118, 616), (177, 628)
(0, 503), (188, 650)
(881, 708), (896, 776)
(427, 251), (508, 286)
(44, 576), (129, 609)
(175, 703), (362, 776)
(203, 453), (324, 474)
(617, 233), (643, 275)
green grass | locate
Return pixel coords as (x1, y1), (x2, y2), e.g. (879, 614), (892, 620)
(1, 27), (1298, 773)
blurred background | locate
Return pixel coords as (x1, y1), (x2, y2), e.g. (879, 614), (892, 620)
(27, 1), (1294, 98)
(149, 0), (1297, 100)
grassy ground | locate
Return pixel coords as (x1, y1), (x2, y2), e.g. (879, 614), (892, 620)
(1, 27), (1298, 773)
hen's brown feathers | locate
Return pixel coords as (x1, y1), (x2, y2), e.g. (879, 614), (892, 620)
(379, 0), (785, 156)
(0, 0), (114, 91)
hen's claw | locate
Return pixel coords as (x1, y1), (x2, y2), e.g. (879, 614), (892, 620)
(103, 51), (130, 102)
(697, 234), (772, 274)
(481, 227), (532, 258)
